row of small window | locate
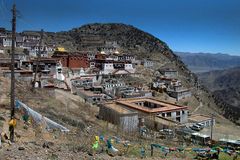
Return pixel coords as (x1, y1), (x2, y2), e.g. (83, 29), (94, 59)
(162, 111), (183, 117)
(105, 83), (124, 88)
(92, 97), (101, 101)
(125, 64), (132, 67)
(118, 56), (134, 59)
(162, 112), (172, 117)
(105, 64), (113, 67)
(105, 64), (132, 67)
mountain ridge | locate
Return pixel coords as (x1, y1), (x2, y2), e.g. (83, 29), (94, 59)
(50, 23), (177, 59)
(45, 23), (193, 78)
(175, 51), (240, 73)
(198, 67), (240, 124)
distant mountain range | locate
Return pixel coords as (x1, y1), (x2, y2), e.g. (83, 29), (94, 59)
(175, 52), (240, 73)
(176, 51), (240, 124)
(198, 67), (240, 124)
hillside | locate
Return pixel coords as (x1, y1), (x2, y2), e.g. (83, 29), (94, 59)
(198, 67), (240, 124)
(45, 23), (198, 89)
(1, 23), (240, 159)
(175, 52), (240, 73)
(198, 67), (240, 91)
(46, 23), (192, 77)
(45, 24), (196, 90)
(46, 24), (184, 64)
(44, 23), (239, 124)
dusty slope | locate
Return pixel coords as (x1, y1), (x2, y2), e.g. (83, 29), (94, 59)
(43, 23), (229, 121)
(198, 67), (240, 124)
(0, 78), (193, 159)
(1, 77), (240, 159)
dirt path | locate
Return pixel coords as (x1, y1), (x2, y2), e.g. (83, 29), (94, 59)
(192, 101), (203, 114)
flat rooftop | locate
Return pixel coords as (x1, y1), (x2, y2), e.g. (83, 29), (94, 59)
(71, 77), (93, 81)
(168, 88), (191, 93)
(104, 102), (136, 114)
(115, 98), (188, 113)
(188, 114), (212, 122)
(3, 70), (33, 73)
(191, 132), (210, 138)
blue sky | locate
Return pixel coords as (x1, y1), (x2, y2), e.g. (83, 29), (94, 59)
(0, 0), (240, 55)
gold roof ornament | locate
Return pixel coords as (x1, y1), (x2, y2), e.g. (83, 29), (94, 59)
(56, 47), (66, 52)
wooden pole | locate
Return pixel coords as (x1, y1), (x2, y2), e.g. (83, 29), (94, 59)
(10, 3), (16, 142)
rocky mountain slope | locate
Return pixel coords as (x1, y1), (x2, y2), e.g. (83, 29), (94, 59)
(46, 23), (192, 78)
(44, 23), (236, 123)
(22, 23), (240, 125)
(175, 52), (240, 73)
(198, 67), (240, 124)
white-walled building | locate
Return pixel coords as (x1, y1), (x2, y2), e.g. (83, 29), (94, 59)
(142, 59), (154, 68)
(99, 61), (135, 75)
(2, 37), (15, 47)
(159, 69), (178, 78)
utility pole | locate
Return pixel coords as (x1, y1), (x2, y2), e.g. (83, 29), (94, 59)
(32, 29), (43, 90)
(9, 3), (16, 142)
(210, 114), (214, 144)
